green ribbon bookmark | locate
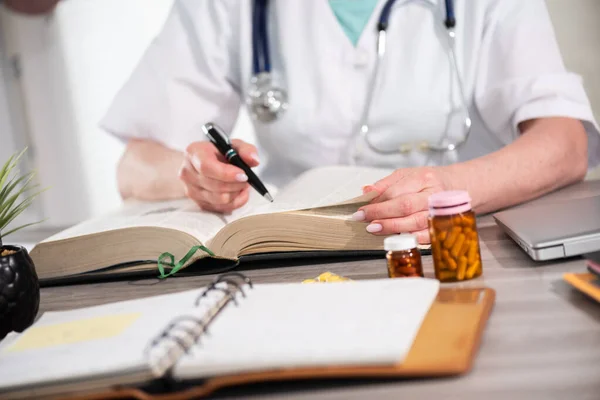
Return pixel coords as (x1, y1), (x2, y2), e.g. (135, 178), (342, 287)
(157, 245), (215, 279)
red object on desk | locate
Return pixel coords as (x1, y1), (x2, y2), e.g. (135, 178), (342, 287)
(586, 259), (600, 277)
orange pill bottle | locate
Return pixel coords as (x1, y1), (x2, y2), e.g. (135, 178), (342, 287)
(384, 234), (424, 278)
(427, 191), (483, 282)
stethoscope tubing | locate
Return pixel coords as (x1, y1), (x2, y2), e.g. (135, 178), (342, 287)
(249, 0), (472, 154)
(253, 0), (271, 74)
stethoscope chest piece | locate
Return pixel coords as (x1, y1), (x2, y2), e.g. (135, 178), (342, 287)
(247, 72), (288, 122)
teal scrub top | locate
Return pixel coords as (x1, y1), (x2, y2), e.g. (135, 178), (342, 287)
(328, 0), (379, 46)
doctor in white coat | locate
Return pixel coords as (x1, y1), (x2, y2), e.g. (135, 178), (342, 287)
(101, 0), (600, 243)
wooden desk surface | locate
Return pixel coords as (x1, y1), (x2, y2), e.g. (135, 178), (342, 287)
(37, 183), (600, 400)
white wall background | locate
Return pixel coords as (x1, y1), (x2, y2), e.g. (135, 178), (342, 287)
(0, 46), (17, 163)
(0, 0), (256, 229)
(546, 0), (600, 180)
(546, 0), (600, 128)
(0, 0), (598, 230)
(0, 16), (44, 229)
(0, 1), (173, 229)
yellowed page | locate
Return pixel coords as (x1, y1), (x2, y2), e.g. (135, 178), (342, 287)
(230, 166), (392, 220)
(41, 199), (230, 244)
(289, 194), (378, 221)
(41, 166), (392, 245)
(275, 166), (391, 208)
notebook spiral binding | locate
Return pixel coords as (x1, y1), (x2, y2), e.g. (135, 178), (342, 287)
(145, 272), (253, 374)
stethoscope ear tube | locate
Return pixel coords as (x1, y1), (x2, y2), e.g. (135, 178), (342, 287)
(252, 0), (270, 74)
(444, 0), (456, 28)
(377, 0), (398, 31)
(248, 0), (287, 121)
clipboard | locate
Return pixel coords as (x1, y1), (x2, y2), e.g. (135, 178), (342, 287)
(65, 287), (496, 400)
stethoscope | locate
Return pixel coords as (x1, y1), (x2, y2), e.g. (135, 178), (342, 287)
(246, 0), (472, 154)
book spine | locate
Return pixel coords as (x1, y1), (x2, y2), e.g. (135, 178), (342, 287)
(145, 272), (254, 376)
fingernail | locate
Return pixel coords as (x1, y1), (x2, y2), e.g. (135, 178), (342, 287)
(352, 210), (366, 221)
(251, 153), (260, 163)
(191, 155), (202, 171)
(362, 185), (374, 193)
(236, 173), (248, 182)
(366, 223), (382, 233)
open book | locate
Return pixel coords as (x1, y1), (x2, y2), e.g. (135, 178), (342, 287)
(0, 273), (495, 400)
(30, 166), (428, 284)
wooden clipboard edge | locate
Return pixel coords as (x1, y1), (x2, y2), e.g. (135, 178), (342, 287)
(61, 287), (495, 400)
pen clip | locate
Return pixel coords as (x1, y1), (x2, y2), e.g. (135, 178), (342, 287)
(202, 122), (230, 146)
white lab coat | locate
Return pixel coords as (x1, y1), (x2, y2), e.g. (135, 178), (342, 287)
(101, 0), (600, 188)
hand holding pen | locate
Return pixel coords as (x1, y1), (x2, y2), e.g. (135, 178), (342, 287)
(178, 123), (272, 213)
(202, 123), (273, 203)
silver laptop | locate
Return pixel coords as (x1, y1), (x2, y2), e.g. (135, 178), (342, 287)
(493, 195), (600, 261)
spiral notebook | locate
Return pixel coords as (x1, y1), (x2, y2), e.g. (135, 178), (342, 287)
(0, 274), (494, 400)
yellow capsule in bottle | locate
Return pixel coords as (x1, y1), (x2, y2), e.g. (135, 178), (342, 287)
(427, 191), (483, 283)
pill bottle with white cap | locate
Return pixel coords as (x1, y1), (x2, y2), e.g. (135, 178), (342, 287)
(383, 234), (423, 278)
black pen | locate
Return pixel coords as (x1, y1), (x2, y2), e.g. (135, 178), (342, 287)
(201, 122), (274, 203)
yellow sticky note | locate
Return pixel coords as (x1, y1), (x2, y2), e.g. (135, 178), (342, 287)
(7, 313), (141, 352)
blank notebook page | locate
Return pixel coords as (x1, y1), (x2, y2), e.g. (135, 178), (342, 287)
(173, 278), (440, 379)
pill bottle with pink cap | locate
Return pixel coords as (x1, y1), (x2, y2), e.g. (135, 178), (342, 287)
(427, 190), (483, 282)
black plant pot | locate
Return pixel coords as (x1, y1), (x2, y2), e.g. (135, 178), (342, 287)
(0, 245), (40, 340)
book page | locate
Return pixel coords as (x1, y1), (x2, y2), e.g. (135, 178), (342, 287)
(289, 195), (378, 221)
(173, 277), (440, 379)
(275, 166), (391, 208)
(40, 166), (391, 244)
(42, 199), (234, 244)
(228, 166), (393, 220)
(41, 181), (279, 244)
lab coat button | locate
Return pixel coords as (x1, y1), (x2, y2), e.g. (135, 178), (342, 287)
(353, 49), (369, 68)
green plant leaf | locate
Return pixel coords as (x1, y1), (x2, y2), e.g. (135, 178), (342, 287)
(0, 172), (35, 209)
(1, 219), (46, 237)
(0, 148), (47, 239)
(0, 147), (27, 189)
(0, 186), (46, 229)
(0, 179), (37, 222)
(0, 192), (26, 225)
(1, 199), (38, 233)
(0, 155), (15, 189)
(0, 152), (18, 188)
